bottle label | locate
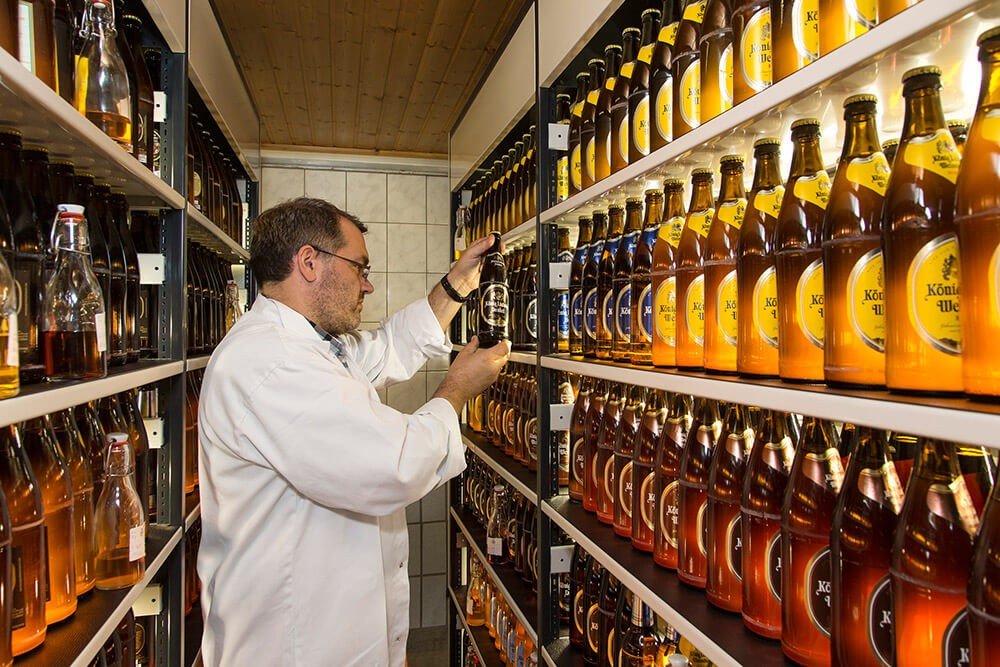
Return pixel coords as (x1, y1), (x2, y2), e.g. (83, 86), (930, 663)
(655, 276), (677, 345)
(684, 0), (707, 24)
(688, 209), (715, 238)
(720, 43), (734, 109)
(805, 546), (833, 637)
(586, 137), (597, 182)
(616, 285), (632, 340)
(992, 244), (1000, 323)
(130, 524), (146, 561)
(679, 61), (701, 128)
(637, 283), (653, 343)
(717, 198), (747, 230)
(766, 530), (782, 601)
(638, 44), (654, 65)
(796, 258), (825, 348)
(623, 231), (639, 256)
(903, 129), (962, 184)
(655, 76), (673, 142)
(17, 2), (35, 73)
(526, 418), (538, 462)
(663, 215), (685, 248)
(615, 106), (630, 163)
(867, 575), (894, 667)
(848, 248), (886, 352)
(480, 283), (510, 329)
(572, 290), (585, 337)
(660, 480), (680, 547)
(619, 461), (634, 517)
(621, 62), (636, 81)
(754, 185), (785, 219)
(982, 109), (1000, 143)
(685, 275), (705, 345)
(793, 171), (831, 210)
(846, 152), (891, 196)
(696, 500), (709, 556)
(585, 288), (599, 338)
(906, 233), (961, 355)
(640, 470), (656, 530)
(11, 545), (25, 630)
(95, 312), (108, 352)
(571, 145), (583, 191)
(603, 456), (616, 505)
(574, 589), (586, 635)
(557, 155), (570, 201)
(726, 513), (743, 581)
(558, 293), (571, 340)
(526, 298), (538, 339)
(754, 266), (780, 348)
(791, 0), (819, 62)
(717, 269), (739, 346)
(632, 96), (650, 156)
(846, 0), (877, 29)
(659, 21), (680, 45)
(943, 609), (971, 667)
(741, 8), (772, 92)
(572, 437), (586, 484)
(601, 289), (615, 338)
(5, 315), (18, 368)
(607, 630), (616, 667)
(587, 89), (600, 106)
(587, 603), (601, 652)
(487, 536), (504, 556)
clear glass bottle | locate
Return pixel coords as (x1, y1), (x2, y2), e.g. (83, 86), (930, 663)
(621, 593), (661, 666)
(466, 558), (486, 627)
(0, 250), (16, 399)
(94, 432), (146, 589)
(486, 484), (508, 566)
(75, 0), (133, 152)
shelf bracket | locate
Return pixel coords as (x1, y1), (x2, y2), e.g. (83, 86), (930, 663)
(550, 544), (574, 574)
(133, 584), (163, 617)
(549, 403), (573, 430)
(144, 418), (164, 449)
(548, 262), (571, 290)
(138, 253), (166, 285)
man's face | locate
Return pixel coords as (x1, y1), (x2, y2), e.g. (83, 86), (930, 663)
(311, 218), (374, 335)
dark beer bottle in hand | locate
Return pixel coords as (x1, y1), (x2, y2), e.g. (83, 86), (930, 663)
(478, 233), (509, 348)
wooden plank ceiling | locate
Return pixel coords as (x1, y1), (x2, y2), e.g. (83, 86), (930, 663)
(213, 0), (526, 157)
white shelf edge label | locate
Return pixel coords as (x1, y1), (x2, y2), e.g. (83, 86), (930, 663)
(548, 262), (571, 290)
(143, 418), (164, 450)
(138, 253), (165, 285)
(548, 123), (569, 151)
(550, 544), (574, 574)
(133, 584), (162, 617)
(550, 403), (573, 430)
(153, 91), (167, 123)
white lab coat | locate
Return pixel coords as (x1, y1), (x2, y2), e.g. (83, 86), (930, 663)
(197, 294), (465, 666)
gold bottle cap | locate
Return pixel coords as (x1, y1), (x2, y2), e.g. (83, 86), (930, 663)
(692, 168), (713, 177)
(753, 137), (781, 149)
(791, 118), (821, 130)
(51, 159), (75, 167)
(978, 26), (1000, 46)
(23, 145), (48, 153)
(623, 27), (642, 37)
(0, 127), (22, 137)
(663, 178), (684, 188)
(593, 209), (608, 216)
(901, 65), (942, 83)
(609, 202), (625, 210)
(78, 171), (95, 178)
(644, 188), (663, 196)
(642, 8), (661, 19)
(588, 57), (605, 67)
(626, 197), (643, 205)
(97, 182), (112, 188)
(720, 154), (744, 165)
(843, 93), (877, 107)
(123, 14), (142, 23)
(947, 119), (968, 132)
(605, 44), (623, 54)
(578, 214), (591, 221)
(112, 189), (126, 196)
(556, 92), (571, 100)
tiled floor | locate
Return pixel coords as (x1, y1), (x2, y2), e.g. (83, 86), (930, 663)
(407, 626), (448, 667)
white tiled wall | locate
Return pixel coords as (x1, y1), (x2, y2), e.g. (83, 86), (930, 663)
(261, 164), (453, 629)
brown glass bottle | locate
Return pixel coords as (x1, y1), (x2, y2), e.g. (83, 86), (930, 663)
(584, 212), (608, 359)
(673, 0), (708, 137)
(741, 409), (797, 638)
(597, 570), (621, 667)
(677, 397), (722, 587)
(73, 402), (107, 501)
(651, 179), (686, 367)
(122, 14), (155, 172)
(94, 183), (128, 366)
(883, 67), (962, 393)
(676, 168), (715, 368)
(610, 29), (640, 174)
(613, 199), (643, 362)
(631, 189), (663, 365)
(629, 9), (660, 165)
(583, 379), (608, 513)
(632, 390), (667, 552)
(595, 383), (623, 525)
(819, 0), (875, 57)
(570, 72), (590, 196)
(781, 417), (843, 667)
(957, 28), (1000, 397)
(569, 376), (592, 502)
(969, 469), (1000, 667)
(49, 409), (96, 596)
(111, 191), (140, 363)
(0, 0), (15, 55)
(613, 386), (644, 538)
(597, 205), (625, 360)
(556, 93), (573, 203)
(948, 119), (968, 156)
(891, 439), (981, 667)
(571, 217), (594, 358)
(704, 155), (747, 373)
(0, 476), (11, 666)
(734, 0), (772, 103)
(583, 555), (604, 664)
(878, 0), (917, 20)
(650, 0), (683, 151)
(823, 95), (889, 387)
(21, 147), (55, 285)
(654, 393), (692, 569)
(596, 44), (624, 183)
(830, 427), (903, 667)
(772, 0), (818, 81)
(775, 118), (829, 382)
(17, 0), (57, 90)
(700, 0), (734, 124)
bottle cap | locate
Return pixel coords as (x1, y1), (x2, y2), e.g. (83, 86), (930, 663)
(123, 13), (142, 23)
(881, 139), (899, 149)
(604, 44), (623, 54)
(623, 27), (642, 37)
(791, 117), (821, 130)
(609, 202), (625, 210)
(577, 71), (590, 80)
(588, 57), (605, 67)
(644, 188), (663, 196)
(593, 209), (608, 216)
(947, 119), (968, 132)
(720, 154), (744, 165)
(578, 214), (591, 221)
(978, 26), (1000, 46)
(556, 92), (571, 100)
(23, 145), (48, 153)
(57, 203), (85, 215)
(0, 127), (22, 138)
(753, 137), (781, 149)
(626, 197), (643, 205)
(51, 158), (76, 167)
(692, 168), (713, 177)
(78, 171), (95, 179)
(901, 65), (942, 83)
(663, 177), (684, 188)
(843, 93), (877, 107)
(641, 8), (661, 19)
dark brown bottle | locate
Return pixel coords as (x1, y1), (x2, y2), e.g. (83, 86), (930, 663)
(613, 199), (643, 362)
(613, 385), (645, 537)
(583, 211), (608, 358)
(570, 546), (589, 649)
(654, 392), (691, 570)
(597, 205), (625, 360)
(597, 569), (621, 667)
(569, 376), (592, 502)
(131, 212), (159, 358)
(0, 475), (12, 666)
(596, 44), (625, 182)
(583, 379), (609, 513)
(570, 216), (593, 357)
(569, 73), (590, 196)
(632, 390), (667, 552)
(96, 184), (128, 366)
(78, 175), (111, 359)
(677, 397), (722, 587)
(969, 470), (1000, 667)
(583, 556), (605, 665)
(122, 15), (155, 172)
(631, 189), (663, 365)
(110, 191), (140, 363)
(595, 383), (623, 525)
(611, 28), (641, 174)
(580, 59), (607, 190)
(628, 9), (661, 165)
(477, 234), (509, 348)
(650, 0), (683, 151)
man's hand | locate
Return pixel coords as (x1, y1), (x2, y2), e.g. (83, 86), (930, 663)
(433, 336), (511, 414)
(447, 234), (503, 297)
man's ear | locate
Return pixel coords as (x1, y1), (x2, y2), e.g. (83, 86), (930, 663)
(295, 245), (322, 284)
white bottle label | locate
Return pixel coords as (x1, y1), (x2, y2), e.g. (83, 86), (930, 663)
(129, 524), (146, 562)
(486, 536), (503, 556)
(18, 2), (35, 74)
(95, 312), (108, 352)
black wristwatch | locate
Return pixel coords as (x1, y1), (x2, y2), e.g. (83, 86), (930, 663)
(440, 274), (472, 303)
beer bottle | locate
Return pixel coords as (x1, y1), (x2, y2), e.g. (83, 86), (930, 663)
(948, 119), (968, 155)
(595, 383), (624, 525)
(734, 0), (773, 104)
(570, 72), (591, 196)
(781, 417), (843, 667)
(569, 376), (592, 502)
(969, 472), (1000, 667)
(891, 439), (980, 666)
(613, 198), (643, 362)
(830, 426), (903, 667)
(49, 409), (96, 596)
(507, 146), (522, 232)
(774, 118), (829, 382)
(523, 243), (538, 352)
(700, 0), (734, 124)
(629, 9), (661, 165)
(819, 0), (875, 57)
(556, 93), (573, 203)
(676, 168), (715, 368)
(651, 0), (683, 152)
(633, 390), (667, 552)
(21, 147), (56, 284)
(557, 229), (573, 353)
(597, 570), (621, 667)
(677, 397), (722, 588)
(16, 0), (57, 90)
(772, 0), (818, 81)
(0, 475), (10, 665)
(478, 234), (509, 348)
(95, 183), (128, 366)
(878, 0), (918, 21)
(654, 393), (692, 569)
(883, 66), (962, 393)
(571, 216), (594, 357)
(597, 205), (625, 360)
(957, 444), (996, 517)
(584, 379), (609, 513)
(524, 127), (537, 220)
(570, 545), (590, 649)
(584, 556), (605, 665)
(621, 593), (661, 666)
(583, 212), (608, 359)
(957, 28), (1000, 397)
(611, 29), (641, 174)
(673, 0), (708, 137)
(741, 409), (798, 638)
(704, 155), (747, 373)
(823, 94), (889, 387)
(613, 386), (645, 538)
(123, 14), (155, 172)
(652, 179), (686, 367)
(881, 138), (898, 166)
(631, 189), (663, 365)
(508, 245), (524, 349)
(596, 45), (624, 183)
(0, 250), (15, 400)
(580, 57), (604, 192)
(706, 404), (758, 611)
(737, 138), (783, 377)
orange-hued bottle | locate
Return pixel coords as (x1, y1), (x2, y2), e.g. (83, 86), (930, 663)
(830, 427), (903, 667)
(584, 380), (609, 513)
(631, 189), (664, 365)
(580, 58), (606, 191)
(633, 390), (667, 552)
(883, 66), (963, 393)
(818, 0), (875, 57)
(734, 0), (772, 104)
(597, 43), (625, 183)
(598, 205), (626, 360)
(596, 383), (624, 525)
(94, 433), (146, 590)
(0, 481), (10, 666)
(677, 397), (722, 588)
(651, 179), (687, 367)
(673, 0), (708, 137)
(654, 393), (692, 569)
(891, 440), (981, 667)
(700, 0), (734, 124)
(74, 402), (107, 499)
(650, 0), (683, 151)
(737, 138), (784, 377)
(957, 28), (1000, 397)
(877, 0), (918, 21)
(0, 425), (46, 655)
(676, 169), (716, 368)
(741, 409), (798, 638)
(823, 94), (889, 387)
(569, 376), (592, 503)
(775, 118), (829, 382)
(704, 155), (747, 373)
(21, 416), (77, 624)
(772, 0), (818, 81)
(949, 119), (968, 155)
(613, 198), (644, 362)
(49, 409), (96, 596)
(613, 386), (645, 538)
(628, 9), (660, 165)
(969, 473), (1000, 667)
(706, 404), (759, 612)
(569, 71), (590, 197)
(781, 417), (843, 666)
(611, 27), (641, 174)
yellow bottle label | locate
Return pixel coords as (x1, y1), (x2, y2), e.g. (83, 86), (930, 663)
(990, 244), (1000, 323)
(632, 96), (650, 156)
(686, 274), (706, 345)
(717, 269), (738, 346)
(903, 129), (962, 184)
(753, 266), (779, 347)
(655, 276), (677, 345)
(621, 62), (635, 80)
(617, 115), (629, 162)
(981, 109), (1000, 143)
(848, 248), (885, 352)
(586, 137), (596, 181)
(720, 43), (734, 109)
(791, 0), (819, 62)
(680, 61), (701, 128)
(717, 198), (747, 230)
(655, 77), (673, 141)
(662, 215), (686, 248)
(659, 22), (680, 46)
(846, 152), (891, 196)
(796, 258), (825, 348)
(587, 89), (600, 105)
(571, 145), (583, 191)
(572, 101), (584, 118)
(684, 0), (707, 24)
(906, 233), (961, 355)
(605, 75), (618, 92)
(754, 185), (785, 219)
(741, 8), (772, 92)
(793, 171), (831, 210)
(845, 0), (877, 30)
(639, 44), (654, 65)
(557, 156), (570, 202)
(688, 208), (715, 238)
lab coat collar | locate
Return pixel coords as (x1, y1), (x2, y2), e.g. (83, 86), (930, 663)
(253, 294), (329, 343)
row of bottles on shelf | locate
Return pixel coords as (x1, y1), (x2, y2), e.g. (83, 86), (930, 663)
(560, 374), (998, 667)
(460, 127), (537, 240)
(184, 369), (201, 496)
(463, 553), (538, 666)
(87, 610), (155, 667)
(187, 108), (247, 241)
(554, 0), (923, 202)
(187, 246), (241, 357)
(560, 41), (1000, 397)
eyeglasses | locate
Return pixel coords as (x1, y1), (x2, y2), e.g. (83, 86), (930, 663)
(310, 244), (371, 281)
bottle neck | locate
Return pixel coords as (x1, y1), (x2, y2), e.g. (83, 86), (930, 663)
(643, 197), (664, 227)
(719, 168), (746, 201)
(664, 188), (686, 218)
(789, 132), (825, 177)
(978, 47), (1000, 111)
(575, 78), (589, 105)
(589, 64), (607, 91)
(641, 15), (658, 48)
(751, 150), (782, 190)
(592, 216), (608, 240)
(800, 417), (835, 454)
(902, 86), (947, 138)
(853, 427), (891, 467)
(608, 210), (625, 236)
(578, 221), (593, 244)
(915, 439), (960, 481)
(689, 179), (715, 211)
(842, 108), (882, 159)
(622, 35), (639, 66)
(605, 53), (622, 83)
(625, 206), (643, 232)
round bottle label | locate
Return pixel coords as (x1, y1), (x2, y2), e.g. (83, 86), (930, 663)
(697, 500), (709, 556)
(480, 283), (510, 328)
(660, 481), (680, 547)
(616, 285), (632, 340)
(587, 604), (601, 652)
(557, 155), (570, 201)
(617, 112), (629, 163)
(679, 61), (701, 128)
(907, 233), (961, 354)
(717, 269), (738, 347)
(720, 43), (733, 109)
(754, 185), (785, 220)
(942, 608), (971, 667)
(619, 461), (634, 517)
(727, 513), (743, 581)
(741, 8), (772, 92)
(717, 198), (747, 230)
(766, 529), (782, 601)
(572, 437), (585, 484)
(793, 170), (831, 210)
(655, 276), (677, 345)
(574, 590), (585, 635)
(846, 152), (890, 196)
(601, 290), (615, 337)
(689, 209), (715, 238)
(526, 298), (538, 339)
(655, 78), (673, 142)
(846, 0), (876, 29)
(571, 145), (583, 191)
(584, 288), (599, 338)
(791, 0), (819, 61)
(686, 275), (706, 345)
(848, 248), (886, 352)
(571, 290), (584, 337)
(637, 283), (653, 343)
(604, 456), (616, 507)
(796, 259), (825, 348)
(805, 546), (833, 637)
(632, 96), (650, 156)
(903, 129), (962, 184)
(640, 471), (656, 530)
(753, 266), (779, 347)
(867, 574), (894, 667)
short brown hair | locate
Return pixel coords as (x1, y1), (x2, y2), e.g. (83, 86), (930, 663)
(249, 197), (367, 286)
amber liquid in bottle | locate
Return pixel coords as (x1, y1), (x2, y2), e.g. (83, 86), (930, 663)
(614, 200), (644, 362)
(569, 72), (590, 197)
(628, 9), (659, 165)
(569, 377), (592, 502)
(677, 398), (721, 588)
(595, 384), (623, 524)
(583, 212), (608, 359)
(0, 481), (12, 666)
(969, 469), (1000, 667)
(596, 45), (623, 183)
(94, 434), (146, 590)
(49, 409), (96, 596)
(583, 381), (608, 513)
(772, 0), (818, 81)
(676, 169), (715, 368)
(649, 0), (681, 152)
(631, 191), (663, 365)
(632, 391), (666, 552)
(703, 156), (747, 373)
(651, 180), (686, 367)
(581, 60), (606, 191)
(673, 0), (707, 137)
(654, 393), (692, 569)
(734, 0), (772, 104)
(613, 387), (645, 538)
(877, 0), (918, 22)
(818, 0), (874, 57)
(597, 206), (625, 360)
(185, 373), (199, 493)
(699, 0), (734, 124)
(610, 30), (639, 175)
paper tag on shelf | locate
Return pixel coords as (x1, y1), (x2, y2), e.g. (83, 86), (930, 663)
(550, 403), (574, 430)
(549, 262), (571, 290)
(129, 524), (146, 562)
(153, 91), (167, 123)
(486, 536), (503, 556)
(143, 418), (164, 449)
(548, 123), (569, 151)
(138, 253), (166, 285)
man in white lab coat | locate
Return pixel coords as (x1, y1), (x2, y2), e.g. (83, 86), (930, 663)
(197, 197), (509, 666)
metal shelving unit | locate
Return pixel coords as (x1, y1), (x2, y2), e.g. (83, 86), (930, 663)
(449, 587), (501, 667)
(186, 203), (251, 261)
(462, 429), (537, 505)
